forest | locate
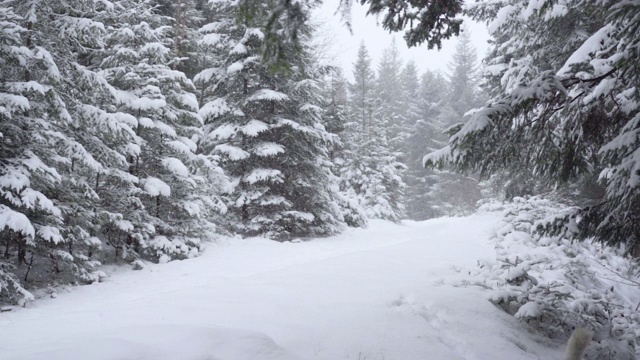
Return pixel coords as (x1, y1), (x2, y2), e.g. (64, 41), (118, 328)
(0, 0), (639, 359)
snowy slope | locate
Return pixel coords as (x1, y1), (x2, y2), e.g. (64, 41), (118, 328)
(0, 213), (566, 359)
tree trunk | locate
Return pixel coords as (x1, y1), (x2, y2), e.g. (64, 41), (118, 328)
(24, 252), (35, 282)
(4, 235), (11, 259)
(18, 241), (26, 264)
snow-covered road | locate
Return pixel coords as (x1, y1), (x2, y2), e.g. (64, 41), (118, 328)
(0, 213), (564, 359)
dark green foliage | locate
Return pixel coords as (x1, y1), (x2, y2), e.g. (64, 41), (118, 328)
(354, 0), (463, 49)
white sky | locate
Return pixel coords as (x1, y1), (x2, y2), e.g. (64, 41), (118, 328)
(312, 1), (491, 80)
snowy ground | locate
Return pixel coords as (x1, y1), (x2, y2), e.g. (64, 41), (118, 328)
(0, 213), (567, 359)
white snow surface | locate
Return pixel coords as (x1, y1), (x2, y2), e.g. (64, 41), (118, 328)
(0, 214), (566, 360)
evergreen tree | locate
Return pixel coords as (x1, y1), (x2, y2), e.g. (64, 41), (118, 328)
(99, 0), (227, 261)
(321, 69), (349, 141)
(240, 0), (464, 69)
(197, 0), (344, 239)
(404, 71), (448, 220)
(0, 0), (148, 302)
(344, 42), (405, 221)
(430, 0), (640, 252)
(398, 61), (422, 141)
(444, 28), (482, 126)
(376, 39), (406, 154)
(0, 1), (62, 303)
(424, 31), (483, 216)
(348, 42), (377, 143)
(319, 69), (368, 227)
(152, 0), (205, 78)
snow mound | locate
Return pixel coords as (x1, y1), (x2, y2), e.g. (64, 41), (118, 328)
(475, 197), (640, 359)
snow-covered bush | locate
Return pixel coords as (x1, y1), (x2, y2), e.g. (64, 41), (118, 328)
(477, 197), (640, 359)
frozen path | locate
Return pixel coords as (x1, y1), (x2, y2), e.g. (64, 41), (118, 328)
(0, 213), (563, 359)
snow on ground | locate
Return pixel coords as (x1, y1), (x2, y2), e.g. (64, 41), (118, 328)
(0, 213), (566, 359)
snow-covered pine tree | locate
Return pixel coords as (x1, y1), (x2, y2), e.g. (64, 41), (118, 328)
(376, 39), (407, 156)
(429, 0), (640, 252)
(347, 42), (377, 145)
(99, 0), (226, 261)
(398, 61), (422, 146)
(197, 0), (344, 239)
(344, 42), (405, 221)
(0, 0), (158, 303)
(0, 1), (58, 304)
(285, 46), (347, 238)
(424, 30), (483, 216)
(321, 69), (348, 144)
(443, 28), (482, 126)
(403, 70), (448, 220)
(319, 68), (368, 228)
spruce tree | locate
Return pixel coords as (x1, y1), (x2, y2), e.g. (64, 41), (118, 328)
(240, 0), (464, 69)
(344, 43), (405, 221)
(376, 39), (406, 155)
(99, 0), (226, 261)
(152, 0), (205, 78)
(398, 61), (422, 147)
(0, 0), (147, 302)
(0, 2), (62, 303)
(430, 0), (640, 251)
(404, 71), (448, 220)
(319, 69), (368, 227)
(425, 31), (483, 216)
(444, 29), (482, 126)
(197, 0), (344, 239)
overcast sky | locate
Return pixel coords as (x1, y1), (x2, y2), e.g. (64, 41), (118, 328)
(312, 1), (491, 80)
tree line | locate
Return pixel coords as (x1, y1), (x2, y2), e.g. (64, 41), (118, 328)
(248, 0), (640, 256)
(0, 0), (482, 304)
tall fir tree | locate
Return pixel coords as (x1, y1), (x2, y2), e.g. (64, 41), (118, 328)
(0, 1), (65, 303)
(197, 0), (344, 239)
(152, 0), (205, 78)
(239, 0), (463, 69)
(0, 0), (149, 302)
(344, 42), (405, 221)
(99, 0), (227, 261)
(319, 69), (368, 227)
(376, 39), (407, 155)
(404, 71), (449, 219)
(424, 31), (484, 216)
(398, 61), (422, 143)
(444, 28), (482, 126)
